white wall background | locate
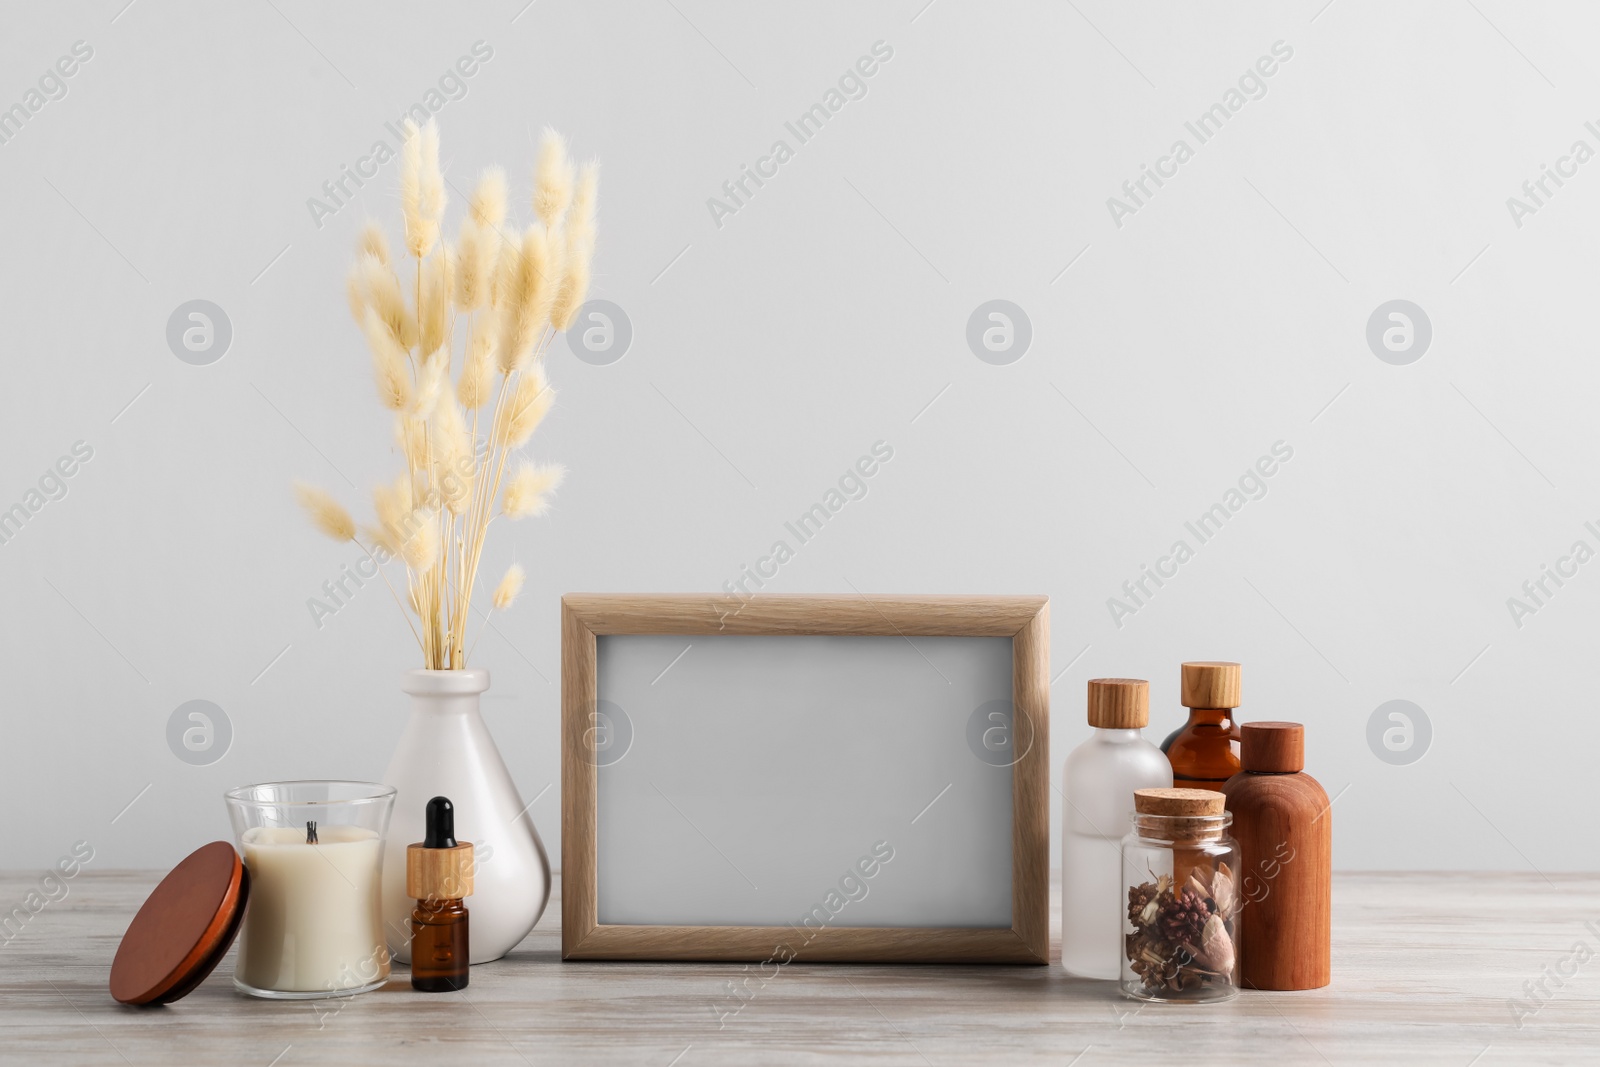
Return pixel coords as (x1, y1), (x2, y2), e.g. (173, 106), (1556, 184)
(1, 0), (1595, 874)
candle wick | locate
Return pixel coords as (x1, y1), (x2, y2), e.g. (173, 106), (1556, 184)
(306, 820), (318, 845)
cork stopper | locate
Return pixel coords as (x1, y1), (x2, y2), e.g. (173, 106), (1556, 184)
(1134, 788), (1225, 817)
(1133, 787), (1229, 842)
(1241, 721), (1304, 773)
(1181, 661), (1241, 709)
(1087, 678), (1148, 728)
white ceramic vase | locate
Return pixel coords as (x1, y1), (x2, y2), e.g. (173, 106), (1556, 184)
(380, 668), (549, 964)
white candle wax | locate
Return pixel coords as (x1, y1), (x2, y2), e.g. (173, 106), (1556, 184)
(236, 826), (391, 994)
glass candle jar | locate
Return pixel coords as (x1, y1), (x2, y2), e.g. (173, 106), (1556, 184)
(1120, 788), (1240, 1003)
(225, 781), (396, 999)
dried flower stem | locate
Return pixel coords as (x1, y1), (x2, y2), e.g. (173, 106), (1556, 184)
(355, 537), (425, 651)
(295, 121), (594, 669)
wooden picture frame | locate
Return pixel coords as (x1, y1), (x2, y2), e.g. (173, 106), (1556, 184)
(561, 593), (1050, 963)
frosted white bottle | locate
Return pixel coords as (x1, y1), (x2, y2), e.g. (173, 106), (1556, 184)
(1061, 678), (1171, 979)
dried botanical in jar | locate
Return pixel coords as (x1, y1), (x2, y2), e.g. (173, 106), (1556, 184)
(1120, 788), (1240, 1003)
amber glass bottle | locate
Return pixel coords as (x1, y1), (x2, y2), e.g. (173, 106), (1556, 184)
(408, 796), (473, 992)
(1159, 662), (1242, 791)
(411, 898), (469, 991)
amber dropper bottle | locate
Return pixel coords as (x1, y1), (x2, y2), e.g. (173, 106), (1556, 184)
(1159, 661), (1242, 791)
(408, 796), (473, 992)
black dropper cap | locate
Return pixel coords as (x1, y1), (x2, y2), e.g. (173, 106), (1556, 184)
(423, 796), (457, 849)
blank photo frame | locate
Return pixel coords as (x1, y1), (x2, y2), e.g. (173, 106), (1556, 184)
(561, 594), (1049, 963)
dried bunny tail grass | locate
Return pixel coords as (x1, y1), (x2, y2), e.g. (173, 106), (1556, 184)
(400, 508), (440, 569)
(454, 218), (482, 309)
(526, 225), (559, 360)
(533, 128), (574, 229)
(364, 309), (413, 411)
(492, 563), (525, 610)
(454, 218), (492, 310)
(295, 482), (355, 541)
(551, 162), (598, 330)
(401, 120), (441, 257)
(457, 327), (495, 410)
(375, 476), (437, 569)
(478, 223), (502, 292)
(488, 232), (518, 310)
(542, 222), (568, 332)
(408, 351), (446, 420)
(420, 120), (446, 224)
(436, 472), (474, 517)
(502, 461), (565, 518)
(345, 265), (367, 324)
(371, 475), (414, 553)
(470, 167), (507, 231)
(358, 253), (416, 348)
(400, 120), (426, 256)
(420, 250), (452, 354)
(495, 226), (553, 374)
(492, 365), (555, 448)
(358, 222), (391, 265)
(396, 414), (428, 464)
(312, 121), (579, 667)
(431, 394), (475, 514)
(550, 249), (589, 332)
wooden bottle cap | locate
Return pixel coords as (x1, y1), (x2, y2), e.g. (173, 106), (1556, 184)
(1134, 787), (1226, 817)
(407, 841), (474, 901)
(1086, 678), (1148, 728)
(1181, 661), (1241, 708)
(110, 841), (248, 1005)
(1241, 721), (1305, 773)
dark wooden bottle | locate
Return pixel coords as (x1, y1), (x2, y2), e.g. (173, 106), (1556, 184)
(1160, 661), (1242, 791)
(1220, 722), (1331, 990)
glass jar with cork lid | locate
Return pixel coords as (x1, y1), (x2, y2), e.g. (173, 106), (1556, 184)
(1120, 787), (1240, 1003)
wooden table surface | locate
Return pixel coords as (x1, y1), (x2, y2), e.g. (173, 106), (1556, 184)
(0, 870), (1591, 1065)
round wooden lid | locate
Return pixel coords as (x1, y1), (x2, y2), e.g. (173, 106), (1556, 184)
(1241, 721), (1305, 773)
(110, 841), (247, 1006)
(1086, 678), (1148, 728)
(1181, 661), (1241, 708)
(1133, 787), (1225, 816)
